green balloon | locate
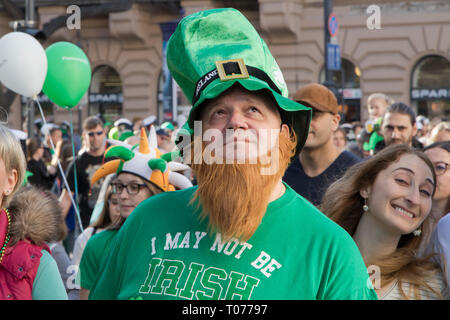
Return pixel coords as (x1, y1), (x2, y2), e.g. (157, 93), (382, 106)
(43, 42), (91, 109)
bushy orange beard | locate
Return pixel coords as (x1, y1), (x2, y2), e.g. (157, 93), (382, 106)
(189, 130), (296, 241)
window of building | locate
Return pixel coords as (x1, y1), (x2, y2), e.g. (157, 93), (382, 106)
(88, 65), (123, 124)
(410, 55), (450, 119)
(319, 58), (361, 122)
(157, 69), (191, 127)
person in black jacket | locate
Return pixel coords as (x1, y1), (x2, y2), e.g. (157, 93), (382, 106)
(26, 137), (56, 190)
(283, 83), (361, 206)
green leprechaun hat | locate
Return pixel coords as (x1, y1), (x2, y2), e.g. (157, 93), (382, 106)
(167, 8), (311, 157)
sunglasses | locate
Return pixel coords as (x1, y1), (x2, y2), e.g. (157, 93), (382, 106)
(87, 130), (104, 137)
(310, 108), (335, 119)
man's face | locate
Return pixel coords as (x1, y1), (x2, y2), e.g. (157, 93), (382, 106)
(200, 86), (288, 163)
(304, 108), (340, 150)
(381, 112), (417, 146)
(84, 124), (106, 152)
(192, 86), (296, 241)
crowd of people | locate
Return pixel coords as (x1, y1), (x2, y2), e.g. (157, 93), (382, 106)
(0, 7), (448, 301)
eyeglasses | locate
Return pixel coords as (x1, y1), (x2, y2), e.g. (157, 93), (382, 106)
(311, 108), (335, 119)
(87, 130), (104, 137)
(111, 182), (148, 195)
(433, 162), (448, 176)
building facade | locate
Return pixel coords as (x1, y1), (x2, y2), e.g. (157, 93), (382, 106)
(1, 0), (449, 133)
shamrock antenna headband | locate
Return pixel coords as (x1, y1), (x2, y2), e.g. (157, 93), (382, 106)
(91, 127), (192, 191)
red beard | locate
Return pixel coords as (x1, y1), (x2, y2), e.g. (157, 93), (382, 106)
(189, 130), (296, 241)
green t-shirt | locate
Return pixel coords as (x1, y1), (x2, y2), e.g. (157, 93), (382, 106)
(79, 229), (118, 290)
(89, 184), (377, 300)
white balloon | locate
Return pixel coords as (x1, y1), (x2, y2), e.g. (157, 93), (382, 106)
(0, 32), (47, 98)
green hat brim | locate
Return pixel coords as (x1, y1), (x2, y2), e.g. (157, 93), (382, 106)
(119, 130), (135, 142)
(185, 78), (311, 158)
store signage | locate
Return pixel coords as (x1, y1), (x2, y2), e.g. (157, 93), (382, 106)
(411, 88), (450, 100)
(21, 94), (52, 104)
(22, 93), (124, 104)
(89, 93), (123, 104)
(339, 88), (361, 99)
(327, 43), (341, 71)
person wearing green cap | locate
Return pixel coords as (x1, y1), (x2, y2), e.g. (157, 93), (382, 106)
(89, 8), (377, 300)
(161, 121), (176, 133)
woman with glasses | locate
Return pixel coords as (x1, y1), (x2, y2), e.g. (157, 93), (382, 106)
(78, 129), (192, 299)
(422, 141), (450, 294)
(422, 141), (450, 231)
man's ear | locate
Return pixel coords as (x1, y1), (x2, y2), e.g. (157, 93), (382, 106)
(280, 123), (290, 137)
(332, 113), (341, 131)
(412, 123), (418, 137)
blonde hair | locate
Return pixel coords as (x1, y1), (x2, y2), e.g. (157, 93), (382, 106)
(367, 93), (394, 107)
(428, 121), (450, 145)
(0, 125), (26, 208)
(320, 144), (442, 299)
(8, 187), (62, 246)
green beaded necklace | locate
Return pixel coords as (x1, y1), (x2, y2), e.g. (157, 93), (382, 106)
(0, 208), (11, 264)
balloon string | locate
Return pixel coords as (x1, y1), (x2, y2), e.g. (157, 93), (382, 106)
(34, 98), (84, 233)
(69, 110), (81, 232)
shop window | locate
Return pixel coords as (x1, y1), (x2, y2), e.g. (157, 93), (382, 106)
(411, 55), (450, 119)
(319, 58), (361, 122)
(88, 65), (123, 124)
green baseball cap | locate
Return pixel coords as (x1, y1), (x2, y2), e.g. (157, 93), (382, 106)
(161, 121), (175, 131)
(167, 8), (311, 157)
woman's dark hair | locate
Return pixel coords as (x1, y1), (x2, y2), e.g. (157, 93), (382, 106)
(25, 137), (43, 161)
(334, 127), (347, 141)
(90, 185), (115, 229)
(423, 141), (450, 153)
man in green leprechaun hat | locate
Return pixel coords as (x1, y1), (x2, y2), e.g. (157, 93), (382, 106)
(89, 8), (377, 300)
